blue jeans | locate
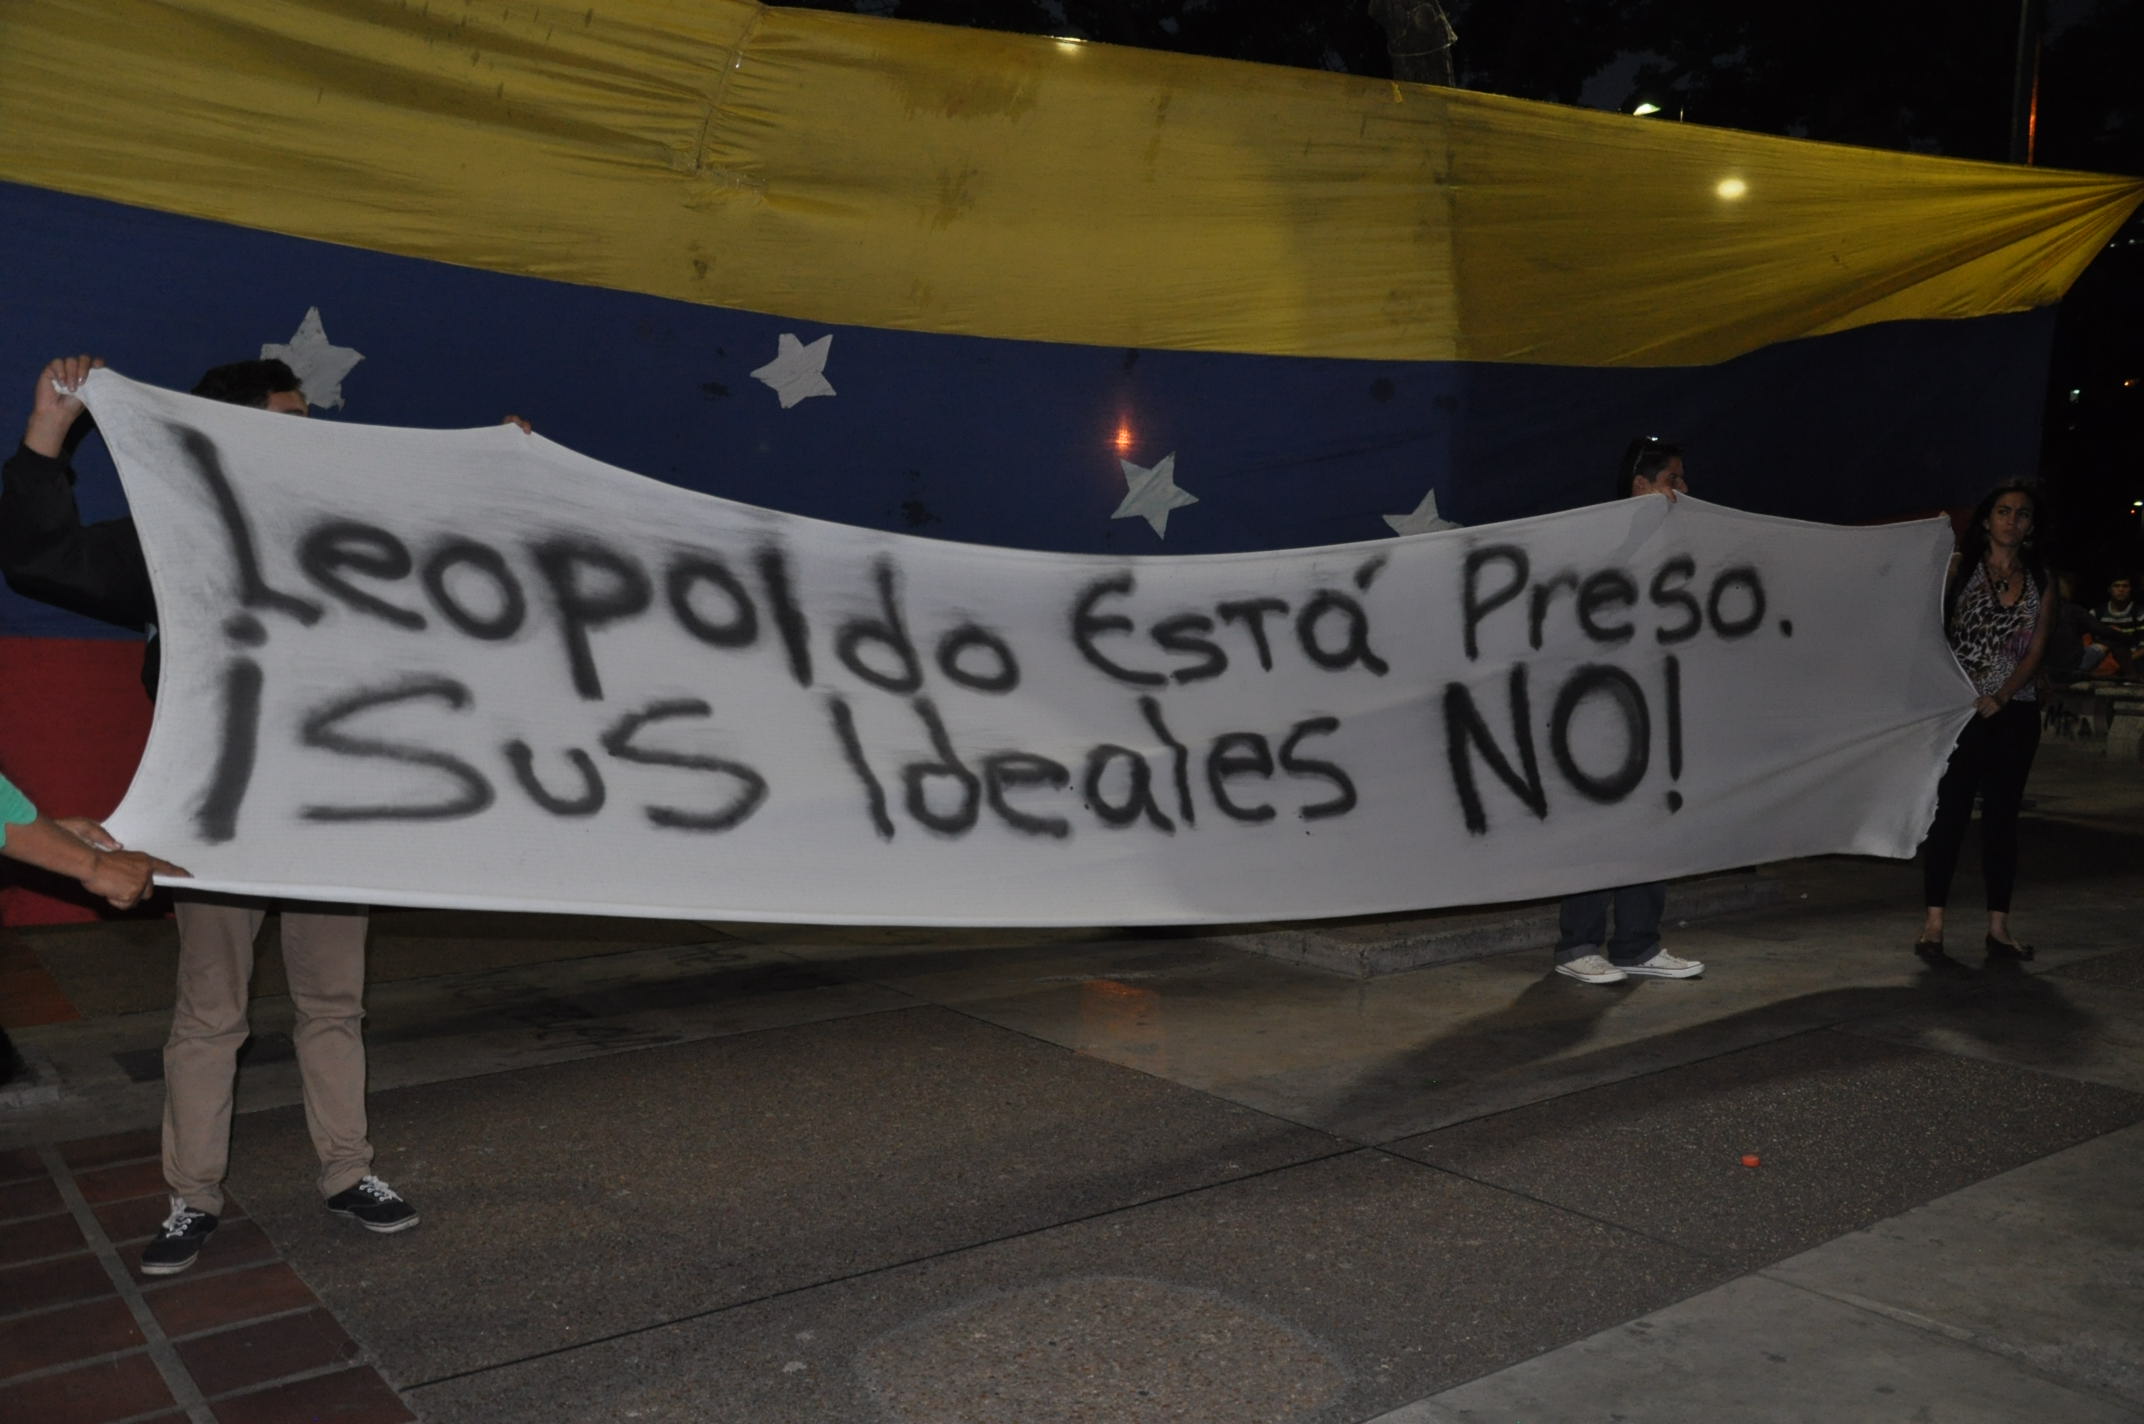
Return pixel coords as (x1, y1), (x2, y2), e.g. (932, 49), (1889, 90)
(1556, 883), (1666, 966)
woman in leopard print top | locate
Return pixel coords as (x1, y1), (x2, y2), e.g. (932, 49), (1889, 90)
(1915, 482), (2055, 967)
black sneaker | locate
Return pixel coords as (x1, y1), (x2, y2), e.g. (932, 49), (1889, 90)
(141, 1198), (218, 1276)
(325, 1175), (419, 1233)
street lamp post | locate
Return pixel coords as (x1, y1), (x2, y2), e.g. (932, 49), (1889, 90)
(2010, 0), (2044, 164)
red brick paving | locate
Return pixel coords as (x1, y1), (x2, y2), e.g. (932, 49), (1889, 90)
(95, 1189), (251, 1247)
(58, 1127), (163, 1172)
(210, 1365), (415, 1424)
(0, 1351), (176, 1423)
(0, 1145), (42, 1185)
(0, 1172), (63, 1221)
(0, 1252), (111, 1316)
(0, 1294), (144, 1379)
(0, 1210), (85, 1267)
(145, 1261), (322, 1339)
(3, 1133), (420, 1421)
(74, 1156), (172, 1205)
(177, 1308), (362, 1397)
(95, 1192), (184, 1246)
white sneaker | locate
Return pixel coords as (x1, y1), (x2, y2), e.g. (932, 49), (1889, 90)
(1621, 949), (1705, 979)
(1554, 954), (1628, 984)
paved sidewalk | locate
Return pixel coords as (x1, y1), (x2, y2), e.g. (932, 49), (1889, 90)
(1385, 1122), (2144, 1422)
(2, 1134), (409, 1422)
(3, 741), (2141, 1422)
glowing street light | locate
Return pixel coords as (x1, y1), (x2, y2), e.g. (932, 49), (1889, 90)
(1632, 101), (1662, 117)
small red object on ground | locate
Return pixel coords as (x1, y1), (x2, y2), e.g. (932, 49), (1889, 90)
(1740, 1154), (1762, 1168)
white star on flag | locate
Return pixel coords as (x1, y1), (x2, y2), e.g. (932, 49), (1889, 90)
(1382, 487), (1460, 536)
(750, 333), (836, 408)
(261, 307), (364, 410)
(1113, 453), (1199, 538)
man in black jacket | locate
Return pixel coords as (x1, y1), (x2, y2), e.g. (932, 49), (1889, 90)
(3, 354), (418, 1275)
(1550, 438), (1708, 986)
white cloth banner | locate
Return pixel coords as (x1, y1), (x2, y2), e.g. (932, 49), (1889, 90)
(84, 373), (1974, 925)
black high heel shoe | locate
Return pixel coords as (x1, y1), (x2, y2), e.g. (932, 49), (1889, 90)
(1915, 939), (1970, 975)
(1984, 935), (2036, 962)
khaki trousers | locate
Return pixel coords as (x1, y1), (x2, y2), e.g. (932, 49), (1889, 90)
(162, 896), (373, 1214)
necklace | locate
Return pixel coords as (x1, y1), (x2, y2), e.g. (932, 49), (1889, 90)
(1984, 560), (2023, 600)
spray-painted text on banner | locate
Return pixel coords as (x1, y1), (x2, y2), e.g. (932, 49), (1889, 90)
(84, 373), (1973, 924)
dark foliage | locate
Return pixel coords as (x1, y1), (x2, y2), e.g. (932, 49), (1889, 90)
(772, 0), (2138, 174)
(767, 0), (1393, 76)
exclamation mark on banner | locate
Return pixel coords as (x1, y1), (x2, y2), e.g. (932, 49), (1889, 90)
(1664, 654), (1684, 813)
(197, 652), (264, 843)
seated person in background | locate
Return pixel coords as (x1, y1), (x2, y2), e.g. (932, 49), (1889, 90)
(2096, 575), (2139, 674)
(2045, 573), (2128, 682)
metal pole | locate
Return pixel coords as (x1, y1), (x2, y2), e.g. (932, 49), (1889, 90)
(2010, 0), (2044, 164)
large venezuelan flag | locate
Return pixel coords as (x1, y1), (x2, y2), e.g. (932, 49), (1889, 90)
(3, 0), (2140, 923)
